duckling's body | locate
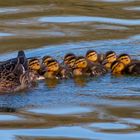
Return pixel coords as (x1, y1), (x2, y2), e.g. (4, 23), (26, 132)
(73, 56), (106, 77)
(44, 59), (70, 79)
(85, 50), (107, 76)
(112, 53), (140, 75)
(73, 56), (91, 77)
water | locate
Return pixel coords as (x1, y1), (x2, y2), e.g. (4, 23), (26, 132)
(0, 0), (140, 139)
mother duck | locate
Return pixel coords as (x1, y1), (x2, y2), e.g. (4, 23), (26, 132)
(0, 51), (38, 93)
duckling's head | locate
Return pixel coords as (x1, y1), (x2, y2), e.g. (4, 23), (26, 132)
(105, 51), (117, 63)
(47, 59), (60, 72)
(66, 57), (76, 68)
(74, 56), (88, 69)
(86, 50), (98, 62)
(102, 51), (117, 69)
(64, 53), (76, 65)
(42, 55), (53, 66)
(117, 54), (131, 66)
(111, 60), (125, 75)
(28, 58), (41, 71)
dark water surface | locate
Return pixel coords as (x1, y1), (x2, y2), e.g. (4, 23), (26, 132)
(0, 0), (140, 140)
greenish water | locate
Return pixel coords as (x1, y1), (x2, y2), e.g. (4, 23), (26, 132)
(0, 0), (140, 140)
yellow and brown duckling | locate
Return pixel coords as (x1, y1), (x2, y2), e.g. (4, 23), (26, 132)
(44, 59), (70, 79)
(102, 51), (117, 70)
(65, 56), (76, 69)
(42, 55), (54, 66)
(28, 58), (41, 72)
(73, 56), (107, 77)
(28, 58), (45, 77)
(86, 50), (104, 64)
(63, 53), (76, 65)
(117, 53), (132, 65)
(111, 53), (140, 75)
(62, 53), (77, 77)
(73, 56), (90, 77)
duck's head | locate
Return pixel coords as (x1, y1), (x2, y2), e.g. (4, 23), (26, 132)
(64, 53), (76, 65)
(111, 60), (125, 75)
(105, 51), (117, 63)
(86, 50), (98, 62)
(103, 51), (117, 69)
(117, 54), (131, 66)
(46, 59), (60, 72)
(28, 58), (41, 71)
(42, 55), (53, 66)
(74, 56), (88, 69)
(66, 57), (76, 68)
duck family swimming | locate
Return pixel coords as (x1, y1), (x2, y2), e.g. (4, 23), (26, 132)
(0, 50), (140, 93)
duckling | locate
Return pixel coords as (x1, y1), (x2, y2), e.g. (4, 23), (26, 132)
(73, 56), (107, 77)
(28, 58), (45, 79)
(102, 51), (117, 70)
(86, 50), (104, 64)
(65, 55), (76, 69)
(42, 55), (54, 66)
(117, 53), (132, 65)
(115, 54), (140, 75)
(63, 53), (76, 65)
(111, 60), (125, 75)
(73, 56), (90, 77)
(28, 58), (41, 72)
(44, 59), (69, 79)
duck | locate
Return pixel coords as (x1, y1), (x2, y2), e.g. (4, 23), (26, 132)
(73, 56), (106, 76)
(60, 53), (77, 78)
(28, 58), (45, 79)
(111, 53), (140, 75)
(43, 59), (69, 79)
(85, 50), (104, 64)
(63, 53), (76, 65)
(73, 56), (90, 77)
(102, 51), (117, 70)
(0, 51), (39, 93)
(73, 56), (106, 77)
(42, 55), (54, 66)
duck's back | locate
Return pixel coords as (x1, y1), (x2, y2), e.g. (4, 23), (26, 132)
(125, 62), (140, 75)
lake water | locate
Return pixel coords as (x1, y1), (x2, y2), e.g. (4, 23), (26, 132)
(0, 0), (140, 140)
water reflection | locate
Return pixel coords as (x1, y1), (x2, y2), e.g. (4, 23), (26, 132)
(0, 114), (19, 121)
(0, 32), (14, 37)
(0, 126), (140, 140)
(28, 106), (92, 115)
(38, 16), (140, 26)
(73, 76), (88, 87)
(44, 79), (60, 89)
(89, 122), (131, 130)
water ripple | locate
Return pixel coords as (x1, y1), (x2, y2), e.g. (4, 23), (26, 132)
(38, 16), (140, 26)
(28, 106), (92, 115)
